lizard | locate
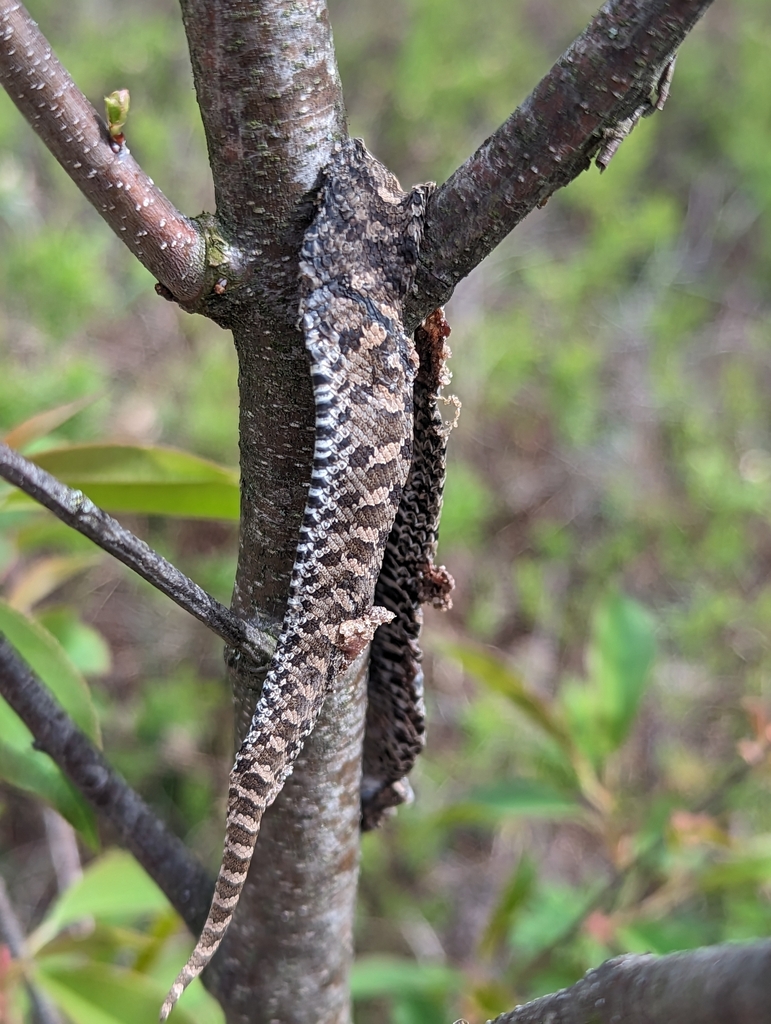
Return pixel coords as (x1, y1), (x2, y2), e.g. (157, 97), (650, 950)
(160, 136), (436, 1019)
(361, 308), (455, 830)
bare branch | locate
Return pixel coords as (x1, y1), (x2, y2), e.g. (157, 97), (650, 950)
(408, 0), (715, 327)
(43, 809), (83, 893)
(0, 442), (275, 665)
(492, 942), (771, 1024)
(0, 875), (26, 959)
(0, 876), (62, 1024)
(0, 0), (208, 304)
(0, 636), (213, 934)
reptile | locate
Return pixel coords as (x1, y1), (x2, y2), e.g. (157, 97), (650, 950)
(361, 308), (455, 830)
(161, 137), (452, 1018)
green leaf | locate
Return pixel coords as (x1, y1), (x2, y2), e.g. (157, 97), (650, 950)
(5, 444), (239, 520)
(480, 855), (537, 954)
(38, 608), (112, 677)
(7, 553), (101, 613)
(35, 962), (200, 1024)
(448, 779), (583, 824)
(447, 643), (571, 751)
(0, 701), (97, 845)
(560, 591), (656, 764)
(351, 956), (461, 1000)
(38, 851), (170, 938)
(0, 601), (100, 741)
(392, 993), (450, 1024)
(589, 591), (656, 748)
(700, 854), (771, 891)
(617, 918), (709, 956)
(0, 603), (100, 843)
(33, 921), (157, 962)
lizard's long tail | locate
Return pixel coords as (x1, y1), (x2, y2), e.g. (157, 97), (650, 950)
(159, 672), (327, 1020)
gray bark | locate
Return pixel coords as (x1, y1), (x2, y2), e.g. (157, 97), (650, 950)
(492, 942), (771, 1024)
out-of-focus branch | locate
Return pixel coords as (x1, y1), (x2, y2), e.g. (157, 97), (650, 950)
(492, 942), (771, 1024)
(43, 809), (83, 893)
(408, 0), (715, 328)
(0, 637), (213, 935)
(0, 876), (61, 1024)
(0, 0), (210, 304)
(0, 442), (275, 666)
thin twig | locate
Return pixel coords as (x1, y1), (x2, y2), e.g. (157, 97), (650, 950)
(0, 442), (275, 666)
(43, 808), (83, 894)
(408, 0), (715, 328)
(0, 875), (62, 1024)
(0, 0), (209, 304)
(0, 636), (214, 935)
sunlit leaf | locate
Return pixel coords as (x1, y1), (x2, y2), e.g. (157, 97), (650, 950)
(35, 962), (200, 1024)
(4, 444), (239, 520)
(6, 554), (101, 613)
(0, 601), (100, 741)
(351, 956), (461, 1000)
(37, 851), (170, 939)
(443, 779), (583, 824)
(3, 394), (102, 450)
(0, 701), (98, 845)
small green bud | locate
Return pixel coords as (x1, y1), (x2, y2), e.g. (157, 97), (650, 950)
(104, 89), (130, 138)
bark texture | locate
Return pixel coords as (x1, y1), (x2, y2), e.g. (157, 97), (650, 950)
(0, 1), (207, 302)
(406, 0), (715, 329)
(177, 4), (357, 1021)
(492, 942), (771, 1024)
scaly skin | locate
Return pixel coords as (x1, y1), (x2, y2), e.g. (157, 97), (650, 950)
(361, 309), (456, 829)
(160, 138), (433, 1019)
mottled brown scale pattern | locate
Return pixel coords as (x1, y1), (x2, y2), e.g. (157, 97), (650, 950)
(361, 309), (456, 831)
(160, 137), (433, 1019)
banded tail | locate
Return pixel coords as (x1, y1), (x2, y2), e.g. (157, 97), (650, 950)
(160, 670), (328, 1020)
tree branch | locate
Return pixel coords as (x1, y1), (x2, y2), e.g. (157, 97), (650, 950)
(0, 636), (213, 935)
(408, 0), (715, 328)
(0, 0), (209, 304)
(492, 942), (771, 1024)
(0, 442), (275, 666)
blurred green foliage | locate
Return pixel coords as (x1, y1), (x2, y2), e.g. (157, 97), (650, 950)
(3, 1), (771, 1022)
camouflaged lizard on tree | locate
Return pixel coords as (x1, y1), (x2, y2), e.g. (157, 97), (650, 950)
(161, 137), (454, 1019)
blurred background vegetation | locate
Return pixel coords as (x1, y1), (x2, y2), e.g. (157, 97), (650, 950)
(2, 1), (771, 1022)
